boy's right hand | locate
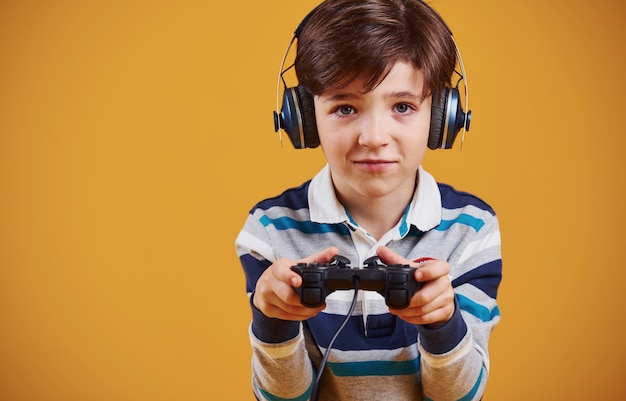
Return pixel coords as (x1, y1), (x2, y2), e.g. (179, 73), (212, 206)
(253, 246), (339, 321)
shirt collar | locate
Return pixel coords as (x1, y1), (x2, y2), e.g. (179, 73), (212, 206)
(308, 164), (442, 233)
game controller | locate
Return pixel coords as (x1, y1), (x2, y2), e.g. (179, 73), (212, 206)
(291, 255), (422, 309)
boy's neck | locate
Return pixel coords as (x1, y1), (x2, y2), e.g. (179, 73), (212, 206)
(347, 201), (405, 240)
(335, 178), (418, 241)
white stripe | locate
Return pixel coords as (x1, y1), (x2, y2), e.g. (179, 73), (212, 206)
(457, 229), (501, 265)
(235, 230), (276, 263)
(322, 290), (389, 316)
(419, 334), (473, 368)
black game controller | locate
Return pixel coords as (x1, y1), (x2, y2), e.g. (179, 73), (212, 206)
(291, 255), (422, 309)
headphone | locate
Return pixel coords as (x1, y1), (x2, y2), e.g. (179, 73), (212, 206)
(273, 1), (472, 150)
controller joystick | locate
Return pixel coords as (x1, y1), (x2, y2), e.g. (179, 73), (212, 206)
(332, 255), (350, 268)
(291, 255), (422, 309)
(364, 255), (382, 268)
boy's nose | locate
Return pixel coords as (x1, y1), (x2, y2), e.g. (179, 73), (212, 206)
(358, 114), (391, 148)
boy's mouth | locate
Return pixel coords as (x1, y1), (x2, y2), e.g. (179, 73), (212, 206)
(353, 159), (395, 171)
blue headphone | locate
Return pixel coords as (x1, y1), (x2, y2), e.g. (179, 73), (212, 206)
(273, 1), (471, 150)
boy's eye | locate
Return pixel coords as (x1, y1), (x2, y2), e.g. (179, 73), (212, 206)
(395, 103), (411, 113)
(336, 105), (355, 115)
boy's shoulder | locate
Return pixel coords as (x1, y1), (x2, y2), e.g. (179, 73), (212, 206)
(251, 180), (312, 213)
(437, 182), (496, 216)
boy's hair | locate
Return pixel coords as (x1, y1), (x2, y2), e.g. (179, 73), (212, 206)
(295, 0), (457, 100)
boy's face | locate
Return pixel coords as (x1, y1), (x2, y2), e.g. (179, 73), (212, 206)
(314, 61), (431, 204)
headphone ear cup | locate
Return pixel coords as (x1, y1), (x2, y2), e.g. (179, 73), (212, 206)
(275, 86), (319, 149)
(276, 87), (305, 149)
(428, 88), (448, 150)
(295, 86), (320, 148)
(429, 87), (467, 150)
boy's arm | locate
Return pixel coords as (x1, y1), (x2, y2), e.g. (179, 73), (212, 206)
(236, 214), (335, 400)
(248, 298), (315, 401)
(417, 212), (502, 401)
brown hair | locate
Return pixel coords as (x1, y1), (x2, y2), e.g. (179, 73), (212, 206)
(295, 0), (457, 100)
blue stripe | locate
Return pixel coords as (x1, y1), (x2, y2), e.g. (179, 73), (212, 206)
(240, 254), (271, 293)
(436, 213), (485, 233)
(254, 181), (311, 212)
(257, 378), (313, 401)
(399, 202), (411, 237)
(307, 314), (419, 351)
(438, 183), (496, 216)
(457, 294), (500, 322)
(259, 215), (350, 235)
(327, 357), (420, 377)
(406, 225), (425, 238)
(424, 366), (484, 401)
(453, 260), (502, 299)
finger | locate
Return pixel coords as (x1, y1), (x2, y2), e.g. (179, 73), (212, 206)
(405, 286), (453, 314)
(413, 275), (454, 306)
(391, 288), (455, 325)
(392, 276), (452, 314)
(255, 276), (323, 319)
(414, 260), (450, 282)
(393, 305), (454, 326)
(376, 246), (410, 265)
(298, 246), (340, 265)
(269, 305), (325, 321)
(289, 247), (340, 287)
(261, 297), (325, 320)
(270, 288), (325, 315)
(269, 275), (327, 314)
(267, 258), (302, 287)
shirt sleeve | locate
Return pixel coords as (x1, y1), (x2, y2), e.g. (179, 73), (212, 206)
(236, 213), (316, 401)
(417, 210), (502, 401)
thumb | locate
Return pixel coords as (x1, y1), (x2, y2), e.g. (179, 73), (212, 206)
(290, 247), (340, 288)
(376, 246), (410, 265)
(298, 246), (340, 265)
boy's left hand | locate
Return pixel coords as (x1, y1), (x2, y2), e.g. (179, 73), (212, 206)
(376, 246), (455, 328)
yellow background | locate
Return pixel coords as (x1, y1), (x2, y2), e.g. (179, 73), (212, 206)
(1, 0), (625, 399)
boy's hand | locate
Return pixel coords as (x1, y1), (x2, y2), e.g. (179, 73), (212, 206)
(377, 246), (455, 328)
(253, 246), (339, 321)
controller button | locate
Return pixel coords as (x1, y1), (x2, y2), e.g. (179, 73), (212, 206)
(388, 273), (408, 284)
(302, 288), (323, 306)
(302, 272), (322, 283)
(388, 289), (409, 307)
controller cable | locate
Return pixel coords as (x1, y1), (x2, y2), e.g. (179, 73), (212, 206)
(310, 278), (361, 401)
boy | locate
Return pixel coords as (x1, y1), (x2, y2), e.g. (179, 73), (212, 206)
(236, 0), (502, 399)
